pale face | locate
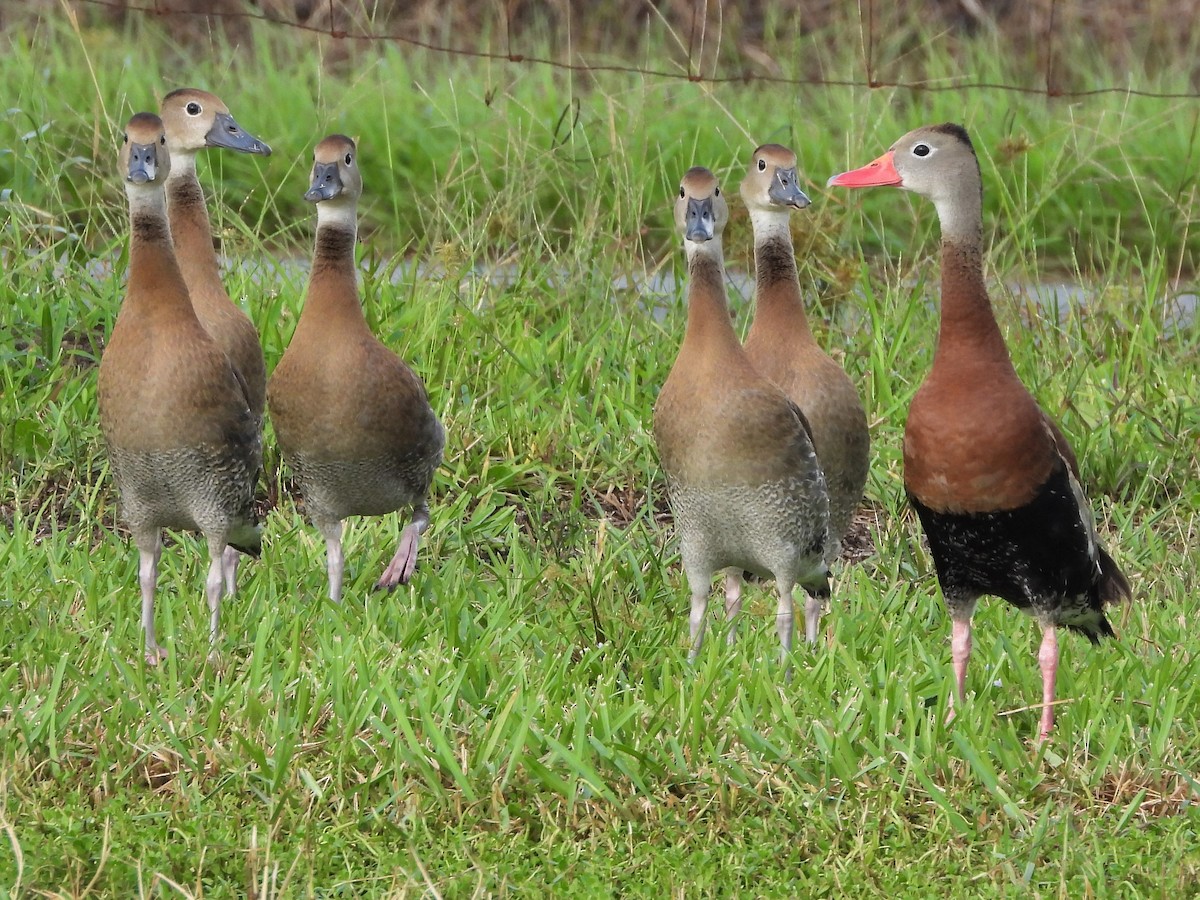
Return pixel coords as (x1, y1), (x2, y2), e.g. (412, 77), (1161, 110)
(674, 166), (728, 244)
(120, 112), (170, 185)
(306, 134), (363, 205)
(740, 143), (810, 212)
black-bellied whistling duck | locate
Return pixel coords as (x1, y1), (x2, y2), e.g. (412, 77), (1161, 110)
(98, 113), (261, 664)
(268, 135), (445, 603)
(741, 143), (870, 641)
(159, 88), (271, 422)
(828, 124), (1131, 739)
(653, 166), (830, 667)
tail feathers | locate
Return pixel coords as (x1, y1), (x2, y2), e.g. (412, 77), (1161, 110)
(1097, 547), (1132, 605)
(1065, 548), (1129, 644)
(229, 523), (263, 559)
(1067, 609), (1115, 645)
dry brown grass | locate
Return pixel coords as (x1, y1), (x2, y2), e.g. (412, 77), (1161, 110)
(8, 0), (1200, 87)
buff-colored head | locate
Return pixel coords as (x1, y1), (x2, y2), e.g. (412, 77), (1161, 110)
(674, 166), (729, 246)
(740, 143), (811, 213)
(305, 134), (362, 205)
(120, 112), (170, 187)
(159, 88), (272, 157)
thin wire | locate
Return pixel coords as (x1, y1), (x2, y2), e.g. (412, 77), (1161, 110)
(67, 0), (1200, 100)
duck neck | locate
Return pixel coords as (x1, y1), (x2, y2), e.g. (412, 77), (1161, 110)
(682, 239), (741, 354)
(297, 202), (368, 332)
(748, 209), (812, 341)
(125, 185), (194, 319)
(164, 151), (224, 291)
(933, 234), (1014, 372)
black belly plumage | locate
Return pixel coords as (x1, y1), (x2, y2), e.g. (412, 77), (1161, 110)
(908, 462), (1114, 642)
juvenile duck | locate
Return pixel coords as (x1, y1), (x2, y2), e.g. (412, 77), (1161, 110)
(653, 166), (830, 665)
(98, 112), (261, 663)
(741, 143), (869, 639)
(159, 87), (271, 421)
(268, 135), (445, 602)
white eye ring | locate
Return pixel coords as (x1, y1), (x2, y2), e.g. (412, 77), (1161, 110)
(912, 143), (934, 158)
(757, 158), (766, 171)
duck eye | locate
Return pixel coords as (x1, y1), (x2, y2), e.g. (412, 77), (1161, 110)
(185, 102), (201, 116)
(160, 135), (166, 145)
(679, 186), (685, 198)
(913, 143), (931, 157)
(714, 186), (720, 196)
(123, 133), (128, 144)
(757, 158), (766, 172)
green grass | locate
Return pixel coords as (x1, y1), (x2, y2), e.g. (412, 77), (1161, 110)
(3, 8), (1199, 898)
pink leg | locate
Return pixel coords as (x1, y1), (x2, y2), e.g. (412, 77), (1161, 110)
(804, 594), (824, 645)
(220, 542), (241, 600)
(376, 505), (432, 591)
(723, 570), (742, 646)
(376, 523), (421, 589)
(776, 580), (795, 678)
(946, 617), (972, 724)
(205, 537), (225, 647)
(222, 545), (240, 597)
(1037, 626), (1059, 741)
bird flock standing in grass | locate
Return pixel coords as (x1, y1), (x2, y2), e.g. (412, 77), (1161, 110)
(100, 91), (1130, 741)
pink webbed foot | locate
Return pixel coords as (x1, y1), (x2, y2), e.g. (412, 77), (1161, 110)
(145, 646), (169, 666)
(375, 523), (422, 591)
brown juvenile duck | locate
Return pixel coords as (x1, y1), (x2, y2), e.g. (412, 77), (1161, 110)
(268, 135), (445, 602)
(741, 143), (870, 640)
(159, 88), (271, 421)
(829, 124), (1132, 739)
(653, 166), (830, 666)
(98, 112), (261, 664)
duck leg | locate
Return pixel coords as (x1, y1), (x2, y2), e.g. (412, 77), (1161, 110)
(804, 594), (824, 645)
(221, 545), (240, 597)
(687, 580), (711, 663)
(376, 503), (430, 590)
(138, 530), (167, 665)
(320, 519), (345, 603)
(723, 569), (743, 646)
(946, 616), (973, 724)
(205, 535), (226, 647)
(776, 579), (795, 672)
(1037, 626), (1059, 740)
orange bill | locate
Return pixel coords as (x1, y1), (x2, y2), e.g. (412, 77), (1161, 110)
(827, 151), (902, 188)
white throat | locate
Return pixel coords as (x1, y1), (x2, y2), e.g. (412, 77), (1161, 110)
(165, 148), (198, 180)
(747, 207), (792, 243)
(126, 181), (168, 217)
(316, 200), (358, 232)
(684, 233), (724, 264)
